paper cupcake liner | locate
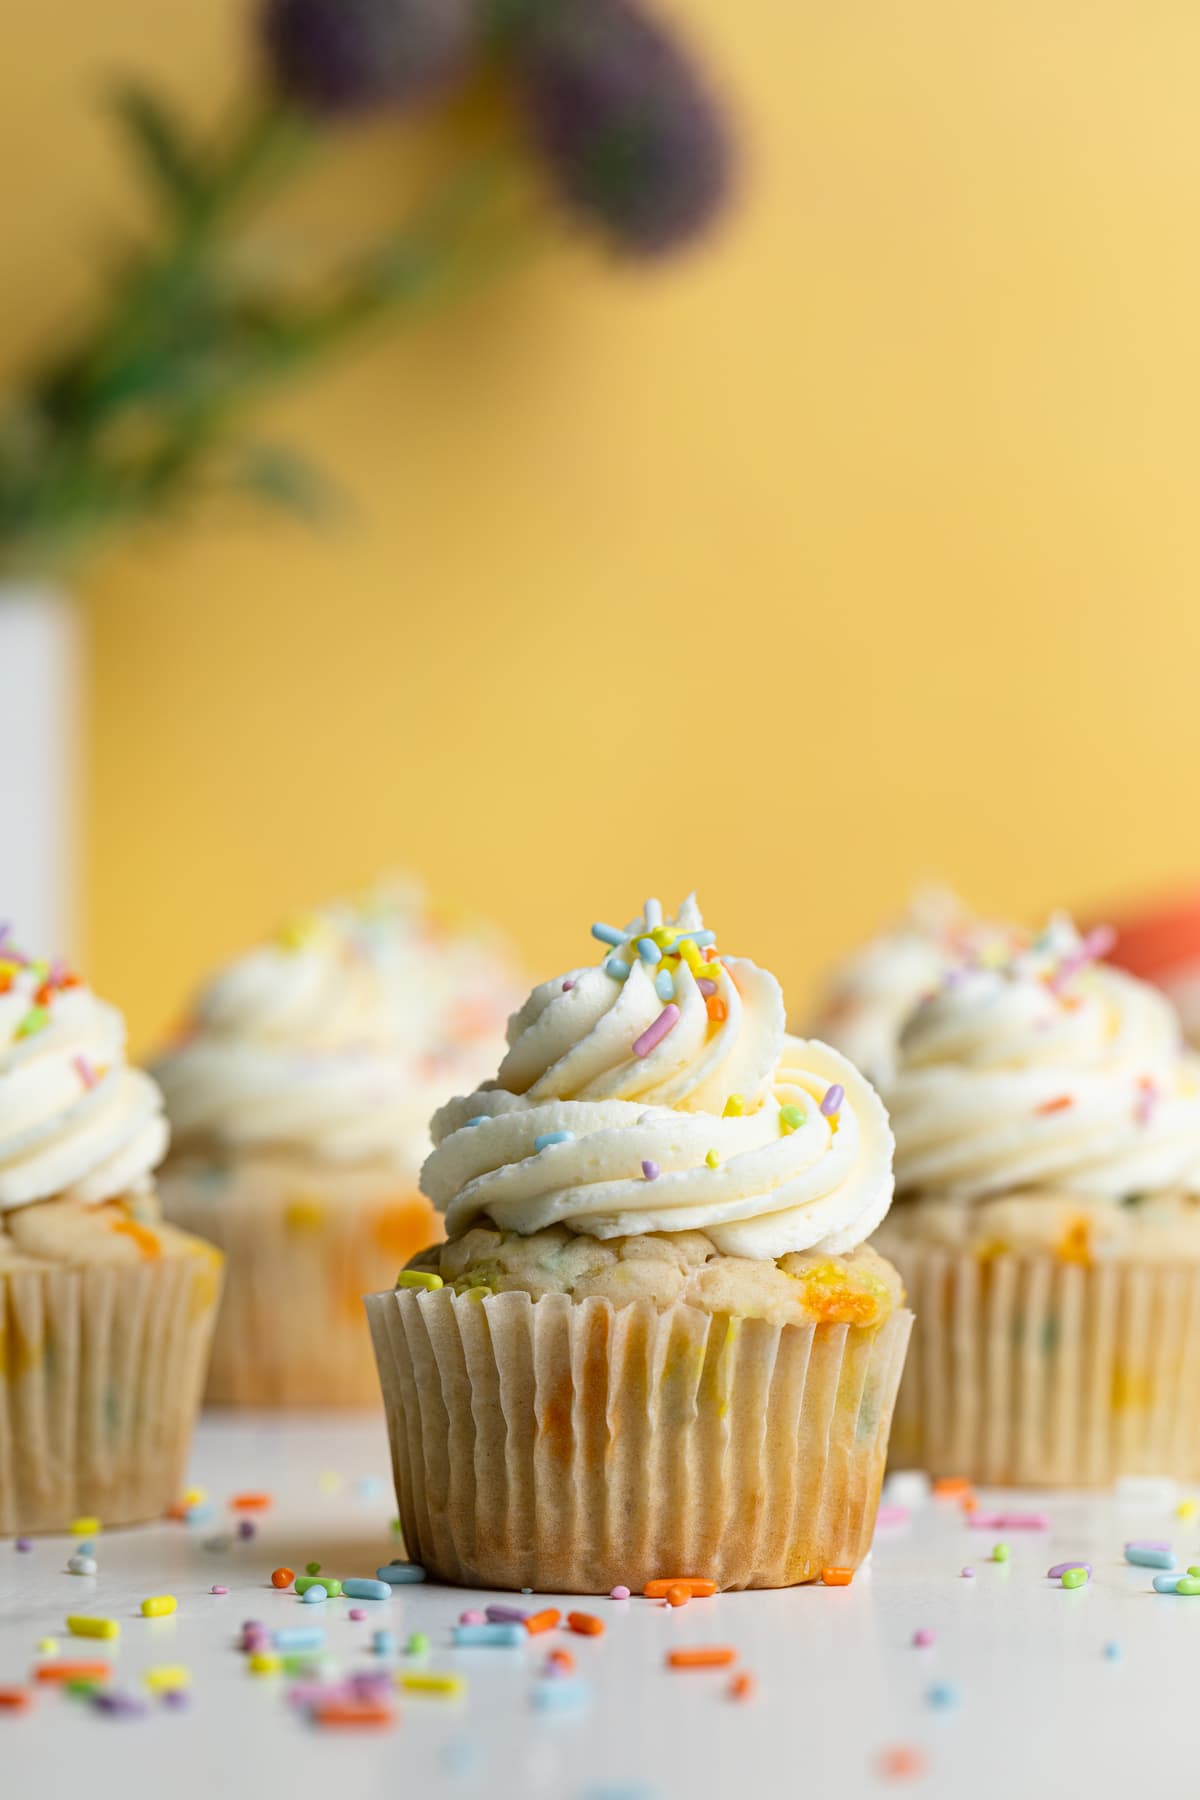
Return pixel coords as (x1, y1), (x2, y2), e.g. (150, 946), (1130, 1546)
(0, 1242), (222, 1535)
(883, 1235), (1200, 1485)
(160, 1152), (441, 1407)
(365, 1286), (912, 1592)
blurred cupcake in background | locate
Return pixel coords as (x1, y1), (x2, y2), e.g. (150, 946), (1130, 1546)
(0, 930), (222, 1533)
(1103, 890), (1200, 1048)
(155, 881), (522, 1407)
(806, 887), (1008, 1086)
(875, 915), (1200, 1485)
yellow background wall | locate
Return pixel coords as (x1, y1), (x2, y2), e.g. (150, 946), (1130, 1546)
(4, 0), (1200, 1049)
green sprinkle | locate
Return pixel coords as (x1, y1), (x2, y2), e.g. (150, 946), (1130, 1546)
(1176, 1577), (1200, 1596)
(1061, 1567), (1088, 1589)
(15, 1005), (49, 1039)
(779, 1105), (807, 1134)
(1187, 1565), (1200, 1578)
(992, 1543), (1011, 1563)
(406, 1632), (430, 1655)
(390, 1519), (405, 1536)
(295, 1575), (342, 1597)
(306, 1562), (321, 1576)
(395, 1271), (444, 1292)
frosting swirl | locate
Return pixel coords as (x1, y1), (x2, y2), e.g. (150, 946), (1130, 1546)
(885, 916), (1200, 1202)
(155, 883), (522, 1169)
(421, 897), (895, 1259)
(0, 940), (167, 1212)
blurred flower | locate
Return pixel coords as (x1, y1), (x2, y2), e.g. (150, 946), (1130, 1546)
(517, 0), (731, 257)
(262, 0), (476, 114)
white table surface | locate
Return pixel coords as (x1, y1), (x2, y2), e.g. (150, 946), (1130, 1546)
(2, 1413), (1198, 1800)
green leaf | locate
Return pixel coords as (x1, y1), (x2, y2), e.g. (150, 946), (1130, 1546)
(108, 80), (204, 217)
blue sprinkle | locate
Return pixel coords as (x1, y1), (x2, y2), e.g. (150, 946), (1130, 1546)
(301, 1585), (328, 1604)
(654, 969), (675, 1002)
(927, 1682), (959, 1711)
(534, 1131), (574, 1152)
(591, 923), (625, 947)
(376, 1561), (426, 1584)
(343, 1578), (391, 1601)
(532, 1677), (589, 1712)
(635, 938), (662, 965)
(1126, 1546), (1176, 1569)
(356, 1476), (383, 1499)
(675, 929), (715, 948)
(185, 1503), (215, 1525)
(453, 1623), (526, 1647)
(464, 1116), (488, 1129)
(605, 957), (631, 981)
(1152, 1574), (1182, 1593)
(76, 1542), (94, 1557)
(372, 1630), (395, 1655)
(274, 1626), (325, 1651)
(1103, 1641), (1122, 1660)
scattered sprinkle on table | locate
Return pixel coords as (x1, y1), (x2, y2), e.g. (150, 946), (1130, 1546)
(667, 1647), (736, 1669)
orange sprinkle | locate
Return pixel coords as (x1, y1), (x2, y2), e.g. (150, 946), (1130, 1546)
(933, 1477), (972, 1497)
(1035, 1094), (1074, 1115)
(34, 981), (54, 1007)
(821, 1567), (853, 1586)
(545, 1648), (574, 1673)
(271, 1567), (295, 1590)
(879, 1746), (926, 1781)
(110, 1219), (160, 1259)
(34, 1661), (112, 1684)
(643, 1578), (718, 1599)
(525, 1609), (561, 1635)
(0, 1687), (32, 1710)
(313, 1701), (395, 1728)
(705, 996), (727, 1024)
(566, 1612), (604, 1637)
(665, 1585), (691, 1608)
(232, 1493), (273, 1511)
(961, 1492), (979, 1513)
(730, 1672), (755, 1701)
(667, 1647), (736, 1669)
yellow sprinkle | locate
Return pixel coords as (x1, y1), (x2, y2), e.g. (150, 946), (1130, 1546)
(144, 1665), (190, 1693)
(395, 1270), (444, 1291)
(723, 1094), (744, 1117)
(1177, 1499), (1199, 1520)
(182, 1487), (206, 1508)
(248, 1653), (281, 1675)
(705, 1150), (720, 1170)
(399, 1672), (465, 1697)
(678, 939), (705, 976)
(317, 1472), (342, 1495)
(38, 1638), (58, 1655)
(141, 1595), (177, 1618)
(67, 1616), (119, 1640)
(70, 1517), (101, 1537)
(649, 926), (679, 950)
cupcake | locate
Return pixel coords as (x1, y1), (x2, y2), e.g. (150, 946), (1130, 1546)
(876, 915), (1200, 1485)
(806, 888), (1000, 1087)
(365, 895), (911, 1592)
(155, 883), (522, 1407)
(0, 933), (222, 1534)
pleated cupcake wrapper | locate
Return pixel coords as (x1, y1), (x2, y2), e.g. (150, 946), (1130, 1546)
(161, 1157), (441, 1408)
(0, 1247), (222, 1535)
(884, 1237), (1200, 1485)
(365, 1286), (912, 1592)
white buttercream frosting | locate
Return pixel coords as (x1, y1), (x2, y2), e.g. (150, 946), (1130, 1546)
(155, 882), (522, 1169)
(0, 942), (167, 1212)
(885, 916), (1200, 1203)
(421, 896), (895, 1259)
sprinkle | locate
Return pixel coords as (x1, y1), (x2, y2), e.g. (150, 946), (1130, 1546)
(406, 1632), (430, 1655)
(485, 1604), (531, 1624)
(932, 1477), (971, 1497)
(15, 1006), (49, 1039)
(66, 1617), (119, 1641)
(779, 1105), (806, 1134)
(35, 1661), (112, 1685)
(0, 1688), (32, 1711)
(70, 1517), (100, 1537)
(567, 1612), (604, 1637)
(275, 1627), (325, 1651)
(312, 1700), (395, 1729)
(376, 1561), (426, 1584)
(1125, 1538), (1172, 1551)
(305, 1562), (321, 1576)
(591, 923), (626, 947)
(295, 1576), (340, 1595)
(211, 1586), (228, 1595)
(67, 1555), (97, 1576)
(1047, 1562), (1091, 1580)
(525, 1610), (561, 1635)
(1103, 1641), (1122, 1659)
(665, 1585), (690, 1608)
(248, 1653), (281, 1675)
(561, 979), (574, 992)
(878, 1746), (926, 1782)
(820, 1084), (845, 1118)
(400, 1672), (465, 1697)
(1125, 1545), (1175, 1569)
(667, 1647), (735, 1669)
(533, 1131), (574, 1152)
(453, 1624), (526, 1647)
(1035, 1094), (1074, 1115)
(875, 1506), (910, 1529)
(465, 1116), (488, 1128)
(140, 1596), (176, 1617)
(372, 1630), (395, 1655)
(610, 1586), (630, 1601)
(643, 1578), (717, 1598)
(144, 1665), (190, 1694)
(271, 1567), (295, 1589)
(654, 969), (675, 1002)
(1176, 1577), (1200, 1596)
(237, 1521), (255, 1541)
(301, 1586), (328, 1605)
(605, 957), (631, 981)
(821, 1567), (853, 1586)
(73, 1054), (98, 1089)
(1060, 1567), (1089, 1589)
(677, 929), (716, 949)
(644, 899), (663, 928)
(1152, 1575), (1181, 1594)
(342, 1578), (391, 1601)
(696, 978), (717, 997)
(641, 1160), (659, 1181)
(532, 1676), (589, 1713)
(231, 1492), (271, 1511)
(37, 1640), (57, 1655)
(459, 1610), (486, 1626)
(632, 1003), (680, 1059)
(992, 1543), (1011, 1563)
(723, 1094), (744, 1117)
(348, 1608), (367, 1621)
(912, 1628), (935, 1648)
(15, 1538), (33, 1552)
(635, 938), (662, 964)
(968, 1512), (1049, 1530)
(706, 997), (727, 1023)
(705, 1149), (720, 1169)
(1177, 1499), (1198, 1520)
(92, 1691), (147, 1718)
(394, 1270), (443, 1291)
(961, 1567), (976, 1578)
(730, 1672), (755, 1701)
(927, 1682), (959, 1710)
(545, 1648), (574, 1674)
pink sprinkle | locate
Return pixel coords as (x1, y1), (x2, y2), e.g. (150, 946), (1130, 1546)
(562, 980), (574, 992)
(912, 1628), (935, 1648)
(633, 1003), (680, 1059)
(968, 1512), (1049, 1531)
(820, 1084), (845, 1117)
(459, 1609), (486, 1626)
(1135, 1078), (1159, 1127)
(696, 978), (717, 997)
(74, 1054), (97, 1090)
(348, 1608), (367, 1621)
(210, 1585), (228, 1595)
(1126, 1540), (1171, 1552)
(961, 1567), (976, 1578)
(1050, 924), (1116, 992)
(641, 1160), (659, 1182)
(875, 1505), (911, 1529)
(610, 1585), (630, 1601)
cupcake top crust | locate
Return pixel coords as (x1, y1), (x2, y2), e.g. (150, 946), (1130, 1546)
(420, 895), (896, 1260)
(155, 881), (523, 1170)
(0, 929), (167, 1213)
(885, 915), (1200, 1204)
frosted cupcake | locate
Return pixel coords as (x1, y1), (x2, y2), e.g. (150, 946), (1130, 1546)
(876, 916), (1200, 1485)
(0, 934), (222, 1533)
(156, 884), (521, 1407)
(366, 895), (911, 1592)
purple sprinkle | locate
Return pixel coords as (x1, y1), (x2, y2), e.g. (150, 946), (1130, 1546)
(820, 1083), (845, 1118)
(349, 1671), (392, 1701)
(641, 1160), (660, 1181)
(73, 1054), (97, 1089)
(610, 1585), (630, 1601)
(912, 1628), (935, 1648)
(93, 1691), (147, 1718)
(696, 978), (717, 997)
(1048, 1561), (1092, 1580)
(1125, 1540), (1172, 1552)
(459, 1609), (486, 1626)
(961, 1566), (976, 1578)
(162, 1688), (191, 1710)
(485, 1604), (530, 1623)
(15, 1537), (34, 1552)
(241, 1619), (263, 1632)
(238, 1519), (256, 1540)
(348, 1608), (367, 1621)
(210, 1584), (228, 1595)
(632, 1003), (680, 1059)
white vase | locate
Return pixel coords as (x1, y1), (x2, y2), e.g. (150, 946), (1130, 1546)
(0, 586), (81, 957)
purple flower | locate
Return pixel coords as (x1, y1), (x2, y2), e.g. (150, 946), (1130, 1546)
(262, 0), (475, 114)
(518, 0), (732, 256)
